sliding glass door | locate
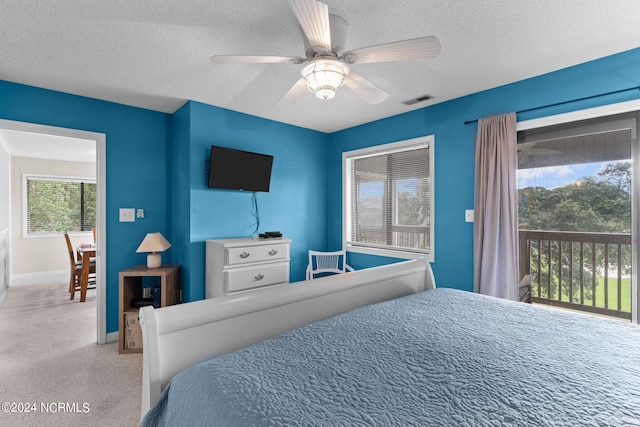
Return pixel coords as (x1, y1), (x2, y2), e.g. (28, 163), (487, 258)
(517, 112), (638, 322)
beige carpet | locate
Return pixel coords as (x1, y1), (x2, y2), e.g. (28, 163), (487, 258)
(0, 277), (142, 427)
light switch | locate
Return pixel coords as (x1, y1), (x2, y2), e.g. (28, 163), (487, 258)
(137, 209), (145, 219)
(465, 209), (474, 222)
(119, 208), (135, 222)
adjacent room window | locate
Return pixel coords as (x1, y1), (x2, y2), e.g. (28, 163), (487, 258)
(24, 175), (96, 236)
(343, 135), (434, 261)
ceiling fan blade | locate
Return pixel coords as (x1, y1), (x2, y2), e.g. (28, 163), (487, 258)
(211, 55), (305, 64)
(344, 72), (389, 104)
(277, 77), (309, 105)
(342, 36), (441, 64)
(288, 0), (332, 54)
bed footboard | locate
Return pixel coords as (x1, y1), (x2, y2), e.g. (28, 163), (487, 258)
(139, 258), (434, 419)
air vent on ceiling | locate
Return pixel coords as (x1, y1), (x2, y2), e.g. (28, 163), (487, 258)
(402, 94), (433, 106)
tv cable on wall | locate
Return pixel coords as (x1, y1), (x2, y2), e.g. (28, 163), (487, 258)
(252, 191), (260, 237)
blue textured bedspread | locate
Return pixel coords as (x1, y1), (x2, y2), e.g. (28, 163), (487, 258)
(142, 288), (640, 426)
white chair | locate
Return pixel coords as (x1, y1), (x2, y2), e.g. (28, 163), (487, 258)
(306, 250), (354, 280)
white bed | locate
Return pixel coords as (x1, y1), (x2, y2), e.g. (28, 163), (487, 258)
(138, 259), (640, 426)
(138, 258), (434, 419)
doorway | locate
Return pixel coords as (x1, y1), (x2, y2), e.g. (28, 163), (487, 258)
(0, 119), (107, 344)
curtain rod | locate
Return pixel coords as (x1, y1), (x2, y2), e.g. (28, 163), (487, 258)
(463, 85), (640, 126)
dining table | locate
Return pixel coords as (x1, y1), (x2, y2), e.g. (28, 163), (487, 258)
(76, 243), (96, 302)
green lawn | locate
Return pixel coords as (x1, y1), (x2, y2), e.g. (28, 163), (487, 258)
(533, 277), (631, 313)
(592, 277), (631, 312)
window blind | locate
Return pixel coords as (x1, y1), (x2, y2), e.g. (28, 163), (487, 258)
(26, 176), (96, 234)
(347, 145), (430, 253)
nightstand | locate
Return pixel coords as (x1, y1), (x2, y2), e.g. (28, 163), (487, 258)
(118, 265), (180, 354)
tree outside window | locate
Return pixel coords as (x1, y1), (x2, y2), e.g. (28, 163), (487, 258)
(25, 176), (96, 235)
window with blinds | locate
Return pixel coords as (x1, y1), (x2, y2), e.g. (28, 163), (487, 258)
(343, 136), (434, 260)
(24, 175), (96, 235)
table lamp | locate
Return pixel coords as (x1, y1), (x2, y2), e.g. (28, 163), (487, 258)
(136, 232), (172, 268)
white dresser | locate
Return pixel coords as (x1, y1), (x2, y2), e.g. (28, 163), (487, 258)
(206, 237), (291, 298)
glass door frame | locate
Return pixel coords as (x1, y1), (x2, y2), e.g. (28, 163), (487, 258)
(517, 100), (640, 324)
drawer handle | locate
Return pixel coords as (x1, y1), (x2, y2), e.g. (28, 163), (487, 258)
(268, 249), (278, 256)
(254, 274), (265, 281)
(240, 252), (250, 259)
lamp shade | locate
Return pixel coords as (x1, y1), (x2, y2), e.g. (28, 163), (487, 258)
(136, 232), (172, 253)
(136, 232), (171, 268)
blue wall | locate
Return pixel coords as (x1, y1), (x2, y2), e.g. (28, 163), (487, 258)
(327, 47), (640, 291)
(0, 81), (170, 334)
(169, 101), (330, 301)
(2, 46), (639, 334)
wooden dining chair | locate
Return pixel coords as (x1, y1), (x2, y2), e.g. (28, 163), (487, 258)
(64, 232), (96, 300)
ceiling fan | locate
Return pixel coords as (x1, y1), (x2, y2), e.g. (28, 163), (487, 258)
(210, 0), (441, 105)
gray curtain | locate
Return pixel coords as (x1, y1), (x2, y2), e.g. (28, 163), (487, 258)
(473, 112), (519, 300)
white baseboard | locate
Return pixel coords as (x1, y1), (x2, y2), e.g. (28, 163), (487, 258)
(106, 331), (119, 344)
(11, 270), (67, 287)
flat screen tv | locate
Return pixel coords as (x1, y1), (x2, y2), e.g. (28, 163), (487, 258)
(208, 145), (274, 192)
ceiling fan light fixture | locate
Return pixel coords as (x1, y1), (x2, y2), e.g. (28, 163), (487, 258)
(301, 58), (350, 100)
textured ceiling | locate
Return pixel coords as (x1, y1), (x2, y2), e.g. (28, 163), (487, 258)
(2, 0), (640, 136)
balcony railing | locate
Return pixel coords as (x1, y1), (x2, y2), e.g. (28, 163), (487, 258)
(519, 230), (632, 320)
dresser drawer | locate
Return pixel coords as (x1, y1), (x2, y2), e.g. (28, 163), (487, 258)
(206, 237), (291, 298)
(226, 243), (288, 265)
(225, 262), (289, 293)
